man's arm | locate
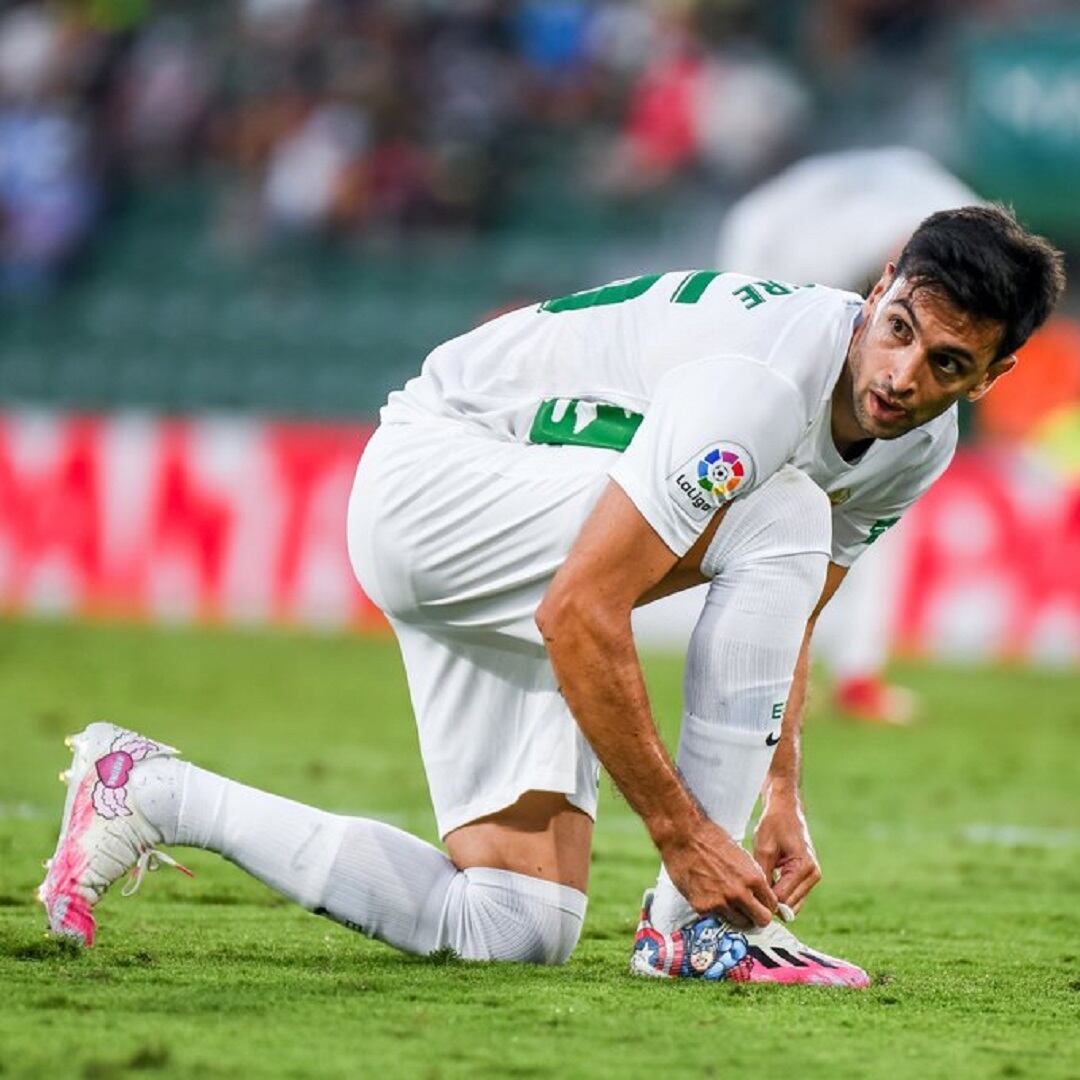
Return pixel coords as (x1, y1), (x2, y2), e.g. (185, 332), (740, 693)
(753, 561), (848, 911)
(536, 481), (779, 929)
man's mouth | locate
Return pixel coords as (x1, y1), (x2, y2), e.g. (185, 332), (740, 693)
(866, 389), (908, 424)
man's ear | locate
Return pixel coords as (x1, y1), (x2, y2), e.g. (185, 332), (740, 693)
(966, 353), (1017, 402)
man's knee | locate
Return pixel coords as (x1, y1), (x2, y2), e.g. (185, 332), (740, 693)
(762, 464), (832, 558)
(442, 796), (591, 964)
(444, 868), (587, 965)
(446, 791), (593, 894)
(761, 466), (832, 604)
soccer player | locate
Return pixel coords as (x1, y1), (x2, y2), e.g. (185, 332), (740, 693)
(40, 206), (1063, 985)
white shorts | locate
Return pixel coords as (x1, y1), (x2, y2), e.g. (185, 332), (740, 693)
(347, 416), (826, 839)
(347, 417), (617, 837)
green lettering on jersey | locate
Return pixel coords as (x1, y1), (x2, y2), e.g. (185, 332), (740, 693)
(771, 701), (786, 721)
(538, 271), (815, 317)
(733, 279), (813, 310)
(761, 280), (794, 296)
(862, 516), (901, 545)
(733, 283), (765, 309)
(672, 270), (722, 304)
(529, 398), (644, 451)
(540, 274), (661, 313)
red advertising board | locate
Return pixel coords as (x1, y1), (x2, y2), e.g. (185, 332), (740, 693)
(0, 411), (1076, 662)
(894, 445), (1080, 663)
(0, 412), (380, 629)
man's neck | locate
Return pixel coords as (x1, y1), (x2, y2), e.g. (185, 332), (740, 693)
(831, 361), (874, 462)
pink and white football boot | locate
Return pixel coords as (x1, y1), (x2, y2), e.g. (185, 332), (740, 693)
(38, 722), (192, 946)
(630, 890), (870, 987)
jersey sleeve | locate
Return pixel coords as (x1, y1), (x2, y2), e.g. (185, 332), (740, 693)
(608, 355), (808, 555)
(829, 498), (913, 567)
(829, 423), (957, 566)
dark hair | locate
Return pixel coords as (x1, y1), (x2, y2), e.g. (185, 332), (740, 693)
(894, 204), (1066, 359)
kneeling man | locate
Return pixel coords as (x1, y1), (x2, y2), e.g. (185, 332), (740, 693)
(40, 207), (1063, 985)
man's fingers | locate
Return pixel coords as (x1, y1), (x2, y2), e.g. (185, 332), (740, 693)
(681, 830), (782, 930)
(738, 893), (776, 929)
(774, 859), (821, 908)
(750, 873), (779, 912)
(722, 906), (753, 931)
(754, 845), (778, 882)
(710, 884), (774, 929)
(784, 875), (820, 912)
(773, 873), (796, 904)
(741, 872), (779, 927)
(772, 861), (809, 903)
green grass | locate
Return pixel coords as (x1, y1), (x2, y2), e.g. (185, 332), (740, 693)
(0, 619), (1078, 1079)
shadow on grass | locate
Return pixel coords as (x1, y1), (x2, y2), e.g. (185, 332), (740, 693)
(1, 930), (83, 962)
(83, 1042), (170, 1078)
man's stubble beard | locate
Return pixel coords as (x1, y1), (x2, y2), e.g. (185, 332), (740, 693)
(846, 339), (881, 441)
(848, 336), (918, 441)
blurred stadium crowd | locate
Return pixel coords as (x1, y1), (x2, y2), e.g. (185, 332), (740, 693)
(2, 0), (1076, 295)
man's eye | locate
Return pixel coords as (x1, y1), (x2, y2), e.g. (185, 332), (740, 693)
(890, 316), (908, 338)
(934, 356), (960, 376)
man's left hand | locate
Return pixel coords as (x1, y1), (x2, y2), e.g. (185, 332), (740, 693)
(752, 796), (821, 912)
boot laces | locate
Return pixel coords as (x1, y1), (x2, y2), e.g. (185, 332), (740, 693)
(121, 848), (194, 897)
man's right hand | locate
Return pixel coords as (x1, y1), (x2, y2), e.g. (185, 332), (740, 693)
(659, 817), (779, 929)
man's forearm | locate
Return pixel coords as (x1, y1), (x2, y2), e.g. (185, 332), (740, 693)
(540, 604), (705, 847)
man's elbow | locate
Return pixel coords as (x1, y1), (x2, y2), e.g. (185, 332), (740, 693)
(535, 585), (621, 648)
(535, 585), (575, 643)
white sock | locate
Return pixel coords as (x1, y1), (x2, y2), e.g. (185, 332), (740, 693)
(650, 725), (775, 931)
(649, 467), (829, 933)
(134, 759), (586, 964)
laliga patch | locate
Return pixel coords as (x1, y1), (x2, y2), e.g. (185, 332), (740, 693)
(667, 442), (754, 520)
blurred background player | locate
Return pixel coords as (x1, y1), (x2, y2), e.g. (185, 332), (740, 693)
(716, 147), (981, 724)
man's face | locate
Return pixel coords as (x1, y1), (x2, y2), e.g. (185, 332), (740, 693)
(845, 271), (1013, 441)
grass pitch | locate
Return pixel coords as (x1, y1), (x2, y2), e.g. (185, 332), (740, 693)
(0, 619), (1077, 1079)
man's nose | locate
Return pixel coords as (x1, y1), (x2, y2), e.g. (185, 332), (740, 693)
(888, 349), (923, 397)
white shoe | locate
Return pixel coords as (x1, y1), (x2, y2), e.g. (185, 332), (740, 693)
(737, 917), (870, 987)
(37, 722), (192, 946)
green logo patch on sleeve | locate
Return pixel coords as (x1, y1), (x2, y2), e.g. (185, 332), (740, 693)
(529, 398), (644, 452)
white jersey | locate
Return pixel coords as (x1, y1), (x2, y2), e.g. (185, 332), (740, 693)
(383, 270), (956, 565)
